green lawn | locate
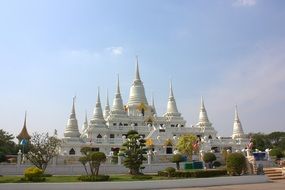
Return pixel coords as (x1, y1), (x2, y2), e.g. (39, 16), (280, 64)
(0, 175), (170, 183)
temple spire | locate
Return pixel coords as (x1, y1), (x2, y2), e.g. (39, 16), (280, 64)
(64, 97), (80, 138)
(17, 111), (31, 142)
(92, 88), (105, 122)
(151, 94), (157, 115)
(82, 111), (88, 133)
(116, 74), (121, 94)
(104, 89), (110, 119)
(166, 81), (179, 114)
(127, 57), (148, 106)
(111, 75), (125, 113)
(198, 96), (210, 123)
(135, 56), (141, 81)
(232, 105), (245, 139)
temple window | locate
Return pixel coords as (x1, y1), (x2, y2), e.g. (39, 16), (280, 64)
(166, 147), (173, 154)
(69, 148), (75, 155)
(110, 134), (115, 138)
(97, 134), (102, 138)
(113, 123), (117, 126)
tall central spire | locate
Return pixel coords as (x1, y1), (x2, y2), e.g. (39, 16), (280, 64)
(128, 56), (148, 106)
(135, 56), (141, 81)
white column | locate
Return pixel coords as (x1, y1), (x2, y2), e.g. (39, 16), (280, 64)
(118, 156), (122, 165)
(147, 154), (151, 165)
(17, 150), (22, 166)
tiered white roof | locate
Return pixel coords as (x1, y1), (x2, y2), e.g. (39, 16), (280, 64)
(110, 75), (126, 116)
(64, 97), (80, 138)
(89, 89), (106, 126)
(198, 97), (210, 124)
(128, 57), (148, 106)
(232, 105), (245, 139)
(164, 81), (181, 117)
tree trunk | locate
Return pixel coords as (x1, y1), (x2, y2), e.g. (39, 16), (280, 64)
(176, 162), (180, 170)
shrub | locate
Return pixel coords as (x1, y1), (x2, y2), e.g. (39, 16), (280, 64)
(23, 166), (45, 182)
(269, 148), (284, 159)
(212, 161), (222, 168)
(164, 167), (176, 177)
(203, 152), (216, 163)
(226, 153), (247, 176)
(157, 169), (227, 178)
(78, 175), (110, 181)
(131, 175), (153, 180)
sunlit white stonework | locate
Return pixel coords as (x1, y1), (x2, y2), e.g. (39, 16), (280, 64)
(60, 58), (248, 158)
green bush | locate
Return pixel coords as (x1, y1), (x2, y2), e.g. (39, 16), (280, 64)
(23, 167), (45, 182)
(41, 173), (53, 177)
(269, 148), (284, 159)
(131, 175), (153, 180)
(164, 167), (176, 177)
(212, 161), (222, 168)
(157, 169), (227, 178)
(203, 152), (216, 163)
(78, 175), (110, 181)
(226, 153), (247, 176)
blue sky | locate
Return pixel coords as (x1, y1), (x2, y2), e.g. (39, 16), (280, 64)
(0, 0), (285, 138)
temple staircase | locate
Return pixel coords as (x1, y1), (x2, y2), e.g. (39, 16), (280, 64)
(264, 168), (285, 180)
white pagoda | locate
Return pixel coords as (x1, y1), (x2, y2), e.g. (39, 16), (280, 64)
(60, 58), (248, 158)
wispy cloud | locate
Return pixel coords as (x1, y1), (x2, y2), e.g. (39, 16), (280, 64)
(233, 0), (257, 7)
(106, 46), (124, 56)
(60, 46), (124, 64)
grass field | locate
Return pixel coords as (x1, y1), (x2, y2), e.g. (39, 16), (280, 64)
(0, 175), (170, 183)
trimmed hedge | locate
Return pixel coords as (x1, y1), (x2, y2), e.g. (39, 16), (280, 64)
(158, 169), (227, 178)
(78, 175), (110, 181)
(131, 175), (153, 180)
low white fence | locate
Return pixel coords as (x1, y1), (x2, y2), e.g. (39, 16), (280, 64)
(0, 163), (176, 175)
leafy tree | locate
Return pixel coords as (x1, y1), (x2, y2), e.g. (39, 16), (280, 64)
(26, 132), (61, 172)
(171, 154), (183, 170)
(203, 152), (216, 168)
(268, 132), (285, 147)
(121, 130), (147, 175)
(176, 134), (197, 161)
(249, 132), (271, 151)
(269, 148), (284, 159)
(0, 129), (18, 162)
(79, 147), (107, 176)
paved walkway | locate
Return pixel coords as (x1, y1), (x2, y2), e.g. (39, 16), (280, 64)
(161, 180), (285, 190)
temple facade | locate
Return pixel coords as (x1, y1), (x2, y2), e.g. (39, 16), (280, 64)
(60, 59), (249, 158)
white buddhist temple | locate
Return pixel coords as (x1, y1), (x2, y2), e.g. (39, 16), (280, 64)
(60, 58), (249, 158)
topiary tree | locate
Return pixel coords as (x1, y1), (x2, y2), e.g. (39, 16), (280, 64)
(176, 134), (198, 161)
(121, 130), (147, 175)
(226, 153), (247, 176)
(203, 152), (216, 168)
(171, 154), (184, 170)
(79, 147), (106, 177)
